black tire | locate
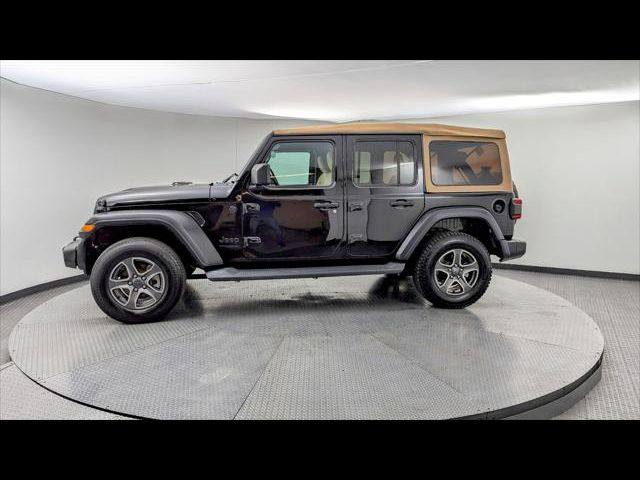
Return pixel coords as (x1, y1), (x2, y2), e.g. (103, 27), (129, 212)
(90, 237), (186, 323)
(413, 231), (492, 309)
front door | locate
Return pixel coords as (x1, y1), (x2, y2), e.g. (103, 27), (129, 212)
(345, 135), (425, 258)
(242, 136), (344, 261)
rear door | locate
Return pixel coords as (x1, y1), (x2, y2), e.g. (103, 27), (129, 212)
(345, 135), (425, 258)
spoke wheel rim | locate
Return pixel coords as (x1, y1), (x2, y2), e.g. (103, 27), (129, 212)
(107, 256), (166, 312)
(433, 248), (479, 297)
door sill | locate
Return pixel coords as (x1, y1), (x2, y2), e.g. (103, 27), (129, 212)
(206, 262), (405, 281)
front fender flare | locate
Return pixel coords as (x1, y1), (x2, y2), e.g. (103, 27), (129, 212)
(86, 210), (223, 268)
(395, 207), (508, 261)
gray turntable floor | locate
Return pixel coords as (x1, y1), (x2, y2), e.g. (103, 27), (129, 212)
(496, 270), (639, 420)
(0, 270), (637, 420)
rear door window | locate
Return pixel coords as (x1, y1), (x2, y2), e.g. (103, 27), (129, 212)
(353, 140), (416, 187)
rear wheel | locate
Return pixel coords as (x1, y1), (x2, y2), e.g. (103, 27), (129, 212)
(90, 237), (186, 323)
(413, 231), (492, 309)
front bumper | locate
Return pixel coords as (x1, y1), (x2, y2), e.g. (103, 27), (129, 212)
(63, 237), (86, 271)
(500, 239), (527, 261)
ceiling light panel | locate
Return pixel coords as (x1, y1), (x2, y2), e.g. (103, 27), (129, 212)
(1, 60), (637, 121)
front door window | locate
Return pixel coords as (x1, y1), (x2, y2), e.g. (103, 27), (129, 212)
(266, 142), (335, 187)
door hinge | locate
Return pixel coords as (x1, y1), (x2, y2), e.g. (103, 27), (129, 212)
(244, 236), (262, 246)
(243, 203), (260, 214)
(349, 233), (364, 244)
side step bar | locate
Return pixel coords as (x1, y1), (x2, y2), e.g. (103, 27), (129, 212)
(205, 262), (405, 282)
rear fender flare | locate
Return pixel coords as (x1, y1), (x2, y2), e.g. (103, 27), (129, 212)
(395, 207), (508, 261)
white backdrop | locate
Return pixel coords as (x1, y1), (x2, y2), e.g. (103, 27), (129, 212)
(2, 78), (639, 295)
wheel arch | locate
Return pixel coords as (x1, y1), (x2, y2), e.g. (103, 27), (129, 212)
(396, 207), (508, 265)
(82, 210), (223, 274)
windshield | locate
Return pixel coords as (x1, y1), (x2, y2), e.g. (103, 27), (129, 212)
(220, 134), (271, 184)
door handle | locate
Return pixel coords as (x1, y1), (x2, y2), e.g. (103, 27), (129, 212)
(314, 201), (339, 211)
(349, 202), (363, 212)
(390, 199), (414, 208)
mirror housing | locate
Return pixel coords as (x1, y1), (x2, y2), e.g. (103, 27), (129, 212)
(250, 163), (270, 186)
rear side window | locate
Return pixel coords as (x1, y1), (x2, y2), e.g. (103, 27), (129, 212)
(353, 141), (416, 187)
(429, 141), (502, 186)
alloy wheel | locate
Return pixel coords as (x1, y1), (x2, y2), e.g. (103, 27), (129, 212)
(433, 248), (479, 296)
(108, 256), (166, 312)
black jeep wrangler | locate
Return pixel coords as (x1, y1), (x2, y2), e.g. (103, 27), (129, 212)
(63, 123), (525, 323)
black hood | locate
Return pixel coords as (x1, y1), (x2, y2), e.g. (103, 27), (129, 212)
(96, 182), (235, 211)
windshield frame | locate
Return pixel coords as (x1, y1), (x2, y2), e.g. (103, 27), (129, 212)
(230, 133), (272, 183)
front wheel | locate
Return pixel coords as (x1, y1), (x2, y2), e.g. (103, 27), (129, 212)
(413, 231), (492, 309)
(90, 237), (186, 323)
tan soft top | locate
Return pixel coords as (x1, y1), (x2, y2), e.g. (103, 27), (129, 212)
(273, 122), (505, 139)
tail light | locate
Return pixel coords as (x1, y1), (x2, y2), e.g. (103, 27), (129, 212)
(510, 197), (522, 220)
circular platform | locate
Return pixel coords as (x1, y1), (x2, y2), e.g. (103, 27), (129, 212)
(8, 275), (603, 419)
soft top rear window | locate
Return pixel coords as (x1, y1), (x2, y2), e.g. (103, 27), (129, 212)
(429, 140), (502, 186)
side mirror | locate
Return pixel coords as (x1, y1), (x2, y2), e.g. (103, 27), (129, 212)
(251, 163), (271, 186)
